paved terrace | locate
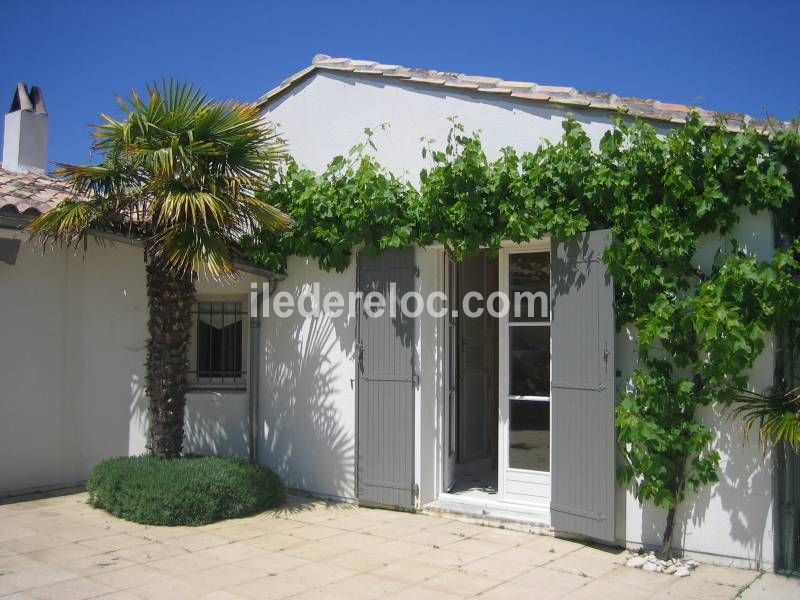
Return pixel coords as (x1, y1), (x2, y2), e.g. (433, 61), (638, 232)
(0, 492), (796, 599)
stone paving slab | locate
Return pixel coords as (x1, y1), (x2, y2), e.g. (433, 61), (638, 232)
(0, 491), (793, 599)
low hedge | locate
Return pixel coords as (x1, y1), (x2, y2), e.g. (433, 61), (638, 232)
(87, 455), (285, 526)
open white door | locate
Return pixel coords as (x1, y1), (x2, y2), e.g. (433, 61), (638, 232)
(498, 241), (552, 507)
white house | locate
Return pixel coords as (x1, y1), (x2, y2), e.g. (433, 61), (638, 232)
(0, 57), (789, 572)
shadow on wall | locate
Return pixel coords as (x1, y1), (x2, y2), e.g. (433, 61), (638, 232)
(260, 276), (356, 499)
(130, 361), (251, 459)
(705, 407), (773, 564)
(129, 372), (148, 453)
(637, 405), (773, 565)
(183, 392), (250, 458)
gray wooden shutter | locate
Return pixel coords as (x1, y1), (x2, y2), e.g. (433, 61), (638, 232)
(356, 247), (416, 508)
(550, 229), (616, 542)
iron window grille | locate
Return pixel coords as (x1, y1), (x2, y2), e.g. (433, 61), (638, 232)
(190, 301), (246, 388)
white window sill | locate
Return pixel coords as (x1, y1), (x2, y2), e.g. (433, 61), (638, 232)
(187, 385), (247, 394)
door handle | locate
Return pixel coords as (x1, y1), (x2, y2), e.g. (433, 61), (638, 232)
(356, 341), (365, 367)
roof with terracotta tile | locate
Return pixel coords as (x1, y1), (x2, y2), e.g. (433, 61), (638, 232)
(257, 55), (789, 132)
(0, 168), (76, 216)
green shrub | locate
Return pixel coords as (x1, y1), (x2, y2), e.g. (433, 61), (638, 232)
(87, 455), (286, 526)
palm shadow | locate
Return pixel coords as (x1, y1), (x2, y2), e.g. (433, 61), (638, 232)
(258, 272), (356, 500)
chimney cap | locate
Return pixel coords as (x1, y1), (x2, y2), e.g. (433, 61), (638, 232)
(9, 82), (47, 115)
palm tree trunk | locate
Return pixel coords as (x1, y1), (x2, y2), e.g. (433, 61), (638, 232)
(145, 252), (195, 458)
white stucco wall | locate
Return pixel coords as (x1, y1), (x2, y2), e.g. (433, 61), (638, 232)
(0, 237), (148, 495)
(262, 71), (778, 567)
(0, 234), (260, 496)
(257, 255), (357, 500)
(265, 72), (657, 180)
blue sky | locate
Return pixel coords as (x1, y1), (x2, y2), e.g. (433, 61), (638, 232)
(2, 0), (798, 169)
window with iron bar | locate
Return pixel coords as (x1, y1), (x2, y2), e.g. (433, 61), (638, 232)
(190, 300), (247, 388)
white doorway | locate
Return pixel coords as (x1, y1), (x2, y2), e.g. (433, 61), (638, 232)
(441, 242), (552, 511)
(434, 233), (617, 539)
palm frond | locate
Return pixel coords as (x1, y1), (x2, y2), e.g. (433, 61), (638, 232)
(27, 198), (103, 247)
(55, 160), (140, 200)
(29, 80), (291, 280)
(726, 385), (800, 451)
(154, 223), (234, 280)
(237, 194), (293, 231)
(154, 189), (228, 228)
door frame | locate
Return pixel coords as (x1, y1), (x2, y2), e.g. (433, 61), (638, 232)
(443, 252), (458, 492)
(498, 239), (552, 507)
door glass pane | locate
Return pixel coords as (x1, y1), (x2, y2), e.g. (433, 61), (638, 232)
(509, 400), (550, 471)
(510, 326), (550, 396)
(510, 252), (550, 323)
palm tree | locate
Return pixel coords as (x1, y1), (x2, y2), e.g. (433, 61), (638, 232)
(29, 82), (291, 458)
(726, 384), (800, 451)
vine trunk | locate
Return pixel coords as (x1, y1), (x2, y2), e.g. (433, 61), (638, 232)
(658, 453), (687, 560)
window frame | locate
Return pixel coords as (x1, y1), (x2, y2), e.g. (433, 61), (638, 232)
(188, 295), (249, 391)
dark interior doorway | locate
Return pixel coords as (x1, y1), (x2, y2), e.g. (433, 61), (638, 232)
(445, 251), (499, 498)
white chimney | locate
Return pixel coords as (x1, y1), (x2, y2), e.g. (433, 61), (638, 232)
(3, 82), (48, 174)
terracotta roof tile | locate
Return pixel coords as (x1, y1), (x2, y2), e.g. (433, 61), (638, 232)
(314, 56), (350, 66)
(552, 97), (592, 108)
(409, 76), (447, 85)
(589, 101), (620, 111)
(348, 59), (377, 67)
(510, 91), (551, 102)
(382, 71), (413, 79)
(478, 87), (513, 95)
(0, 168), (78, 216)
(535, 85), (577, 95)
(502, 80), (538, 89)
(460, 75), (503, 85)
(656, 101), (692, 113)
(257, 55), (791, 131)
(443, 81), (481, 90)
